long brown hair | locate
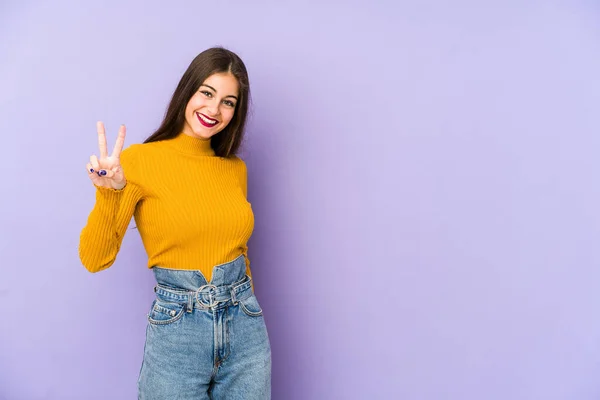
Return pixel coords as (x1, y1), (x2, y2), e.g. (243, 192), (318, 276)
(143, 47), (250, 157)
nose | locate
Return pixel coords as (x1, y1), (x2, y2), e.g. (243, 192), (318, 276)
(205, 100), (219, 117)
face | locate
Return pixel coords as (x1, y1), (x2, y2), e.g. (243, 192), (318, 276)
(182, 72), (239, 140)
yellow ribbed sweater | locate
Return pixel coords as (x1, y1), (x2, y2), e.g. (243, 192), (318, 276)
(78, 132), (255, 283)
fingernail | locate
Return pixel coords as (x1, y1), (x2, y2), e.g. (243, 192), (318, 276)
(99, 170), (107, 176)
(90, 168), (94, 173)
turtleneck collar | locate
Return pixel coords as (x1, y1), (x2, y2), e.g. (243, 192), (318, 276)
(165, 132), (216, 157)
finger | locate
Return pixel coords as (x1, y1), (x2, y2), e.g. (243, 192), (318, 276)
(111, 124), (126, 158)
(97, 121), (108, 159)
(86, 163), (95, 175)
(90, 155), (100, 171)
(87, 162), (114, 179)
(96, 169), (115, 178)
(86, 163), (102, 185)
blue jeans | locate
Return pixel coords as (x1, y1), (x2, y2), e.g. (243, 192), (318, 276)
(137, 255), (271, 399)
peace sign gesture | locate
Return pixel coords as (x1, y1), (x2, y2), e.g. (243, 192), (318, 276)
(86, 121), (127, 190)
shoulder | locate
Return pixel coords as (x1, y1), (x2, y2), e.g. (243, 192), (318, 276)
(120, 141), (166, 165)
(229, 154), (246, 165)
(119, 143), (162, 180)
(119, 143), (144, 167)
(229, 155), (247, 175)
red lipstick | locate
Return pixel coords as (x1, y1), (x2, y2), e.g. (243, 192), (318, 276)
(196, 113), (218, 128)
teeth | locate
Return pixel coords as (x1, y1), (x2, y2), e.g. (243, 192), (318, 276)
(198, 113), (217, 125)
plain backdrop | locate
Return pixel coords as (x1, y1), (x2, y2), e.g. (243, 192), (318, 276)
(1, 0), (599, 399)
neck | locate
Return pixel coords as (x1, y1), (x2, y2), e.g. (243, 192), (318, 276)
(166, 132), (216, 157)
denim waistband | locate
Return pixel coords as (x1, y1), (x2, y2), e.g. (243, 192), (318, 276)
(151, 254), (252, 311)
(154, 275), (252, 310)
(152, 254), (247, 289)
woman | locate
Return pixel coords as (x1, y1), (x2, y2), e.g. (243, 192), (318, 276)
(78, 47), (271, 399)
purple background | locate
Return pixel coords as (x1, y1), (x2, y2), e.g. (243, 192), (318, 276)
(1, 1), (599, 399)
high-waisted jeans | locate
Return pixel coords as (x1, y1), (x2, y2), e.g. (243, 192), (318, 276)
(137, 254), (271, 399)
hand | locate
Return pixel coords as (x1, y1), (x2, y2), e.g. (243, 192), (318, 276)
(86, 121), (127, 190)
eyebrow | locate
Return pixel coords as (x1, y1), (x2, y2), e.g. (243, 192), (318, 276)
(201, 84), (238, 100)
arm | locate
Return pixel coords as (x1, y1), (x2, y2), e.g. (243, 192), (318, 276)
(236, 157), (254, 288)
(78, 147), (144, 273)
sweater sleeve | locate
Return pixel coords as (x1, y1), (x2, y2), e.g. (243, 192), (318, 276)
(78, 146), (144, 273)
(235, 156), (254, 288)
(237, 156), (248, 199)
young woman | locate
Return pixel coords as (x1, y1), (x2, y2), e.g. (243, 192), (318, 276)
(78, 47), (271, 399)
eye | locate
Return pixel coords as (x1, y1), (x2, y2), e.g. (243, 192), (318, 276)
(200, 90), (213, 98)
(223, 100), (236, 108)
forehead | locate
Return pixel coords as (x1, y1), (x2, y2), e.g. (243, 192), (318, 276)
(202, 73), (239, 95)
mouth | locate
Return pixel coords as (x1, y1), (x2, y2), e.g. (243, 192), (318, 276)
(196, 112), (218, 128)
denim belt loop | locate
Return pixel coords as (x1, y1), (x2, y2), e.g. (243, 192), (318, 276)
(230, 286), (239, 305)
(187, 294), (193, 313)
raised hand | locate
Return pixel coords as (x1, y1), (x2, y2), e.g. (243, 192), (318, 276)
(86, 122), (127, 190)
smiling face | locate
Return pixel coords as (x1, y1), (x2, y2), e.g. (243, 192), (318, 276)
(181, 72), (240, 140)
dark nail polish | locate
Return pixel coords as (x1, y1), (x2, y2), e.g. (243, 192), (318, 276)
(90, 168), (94, 173)
(99, 170), (107, 176)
